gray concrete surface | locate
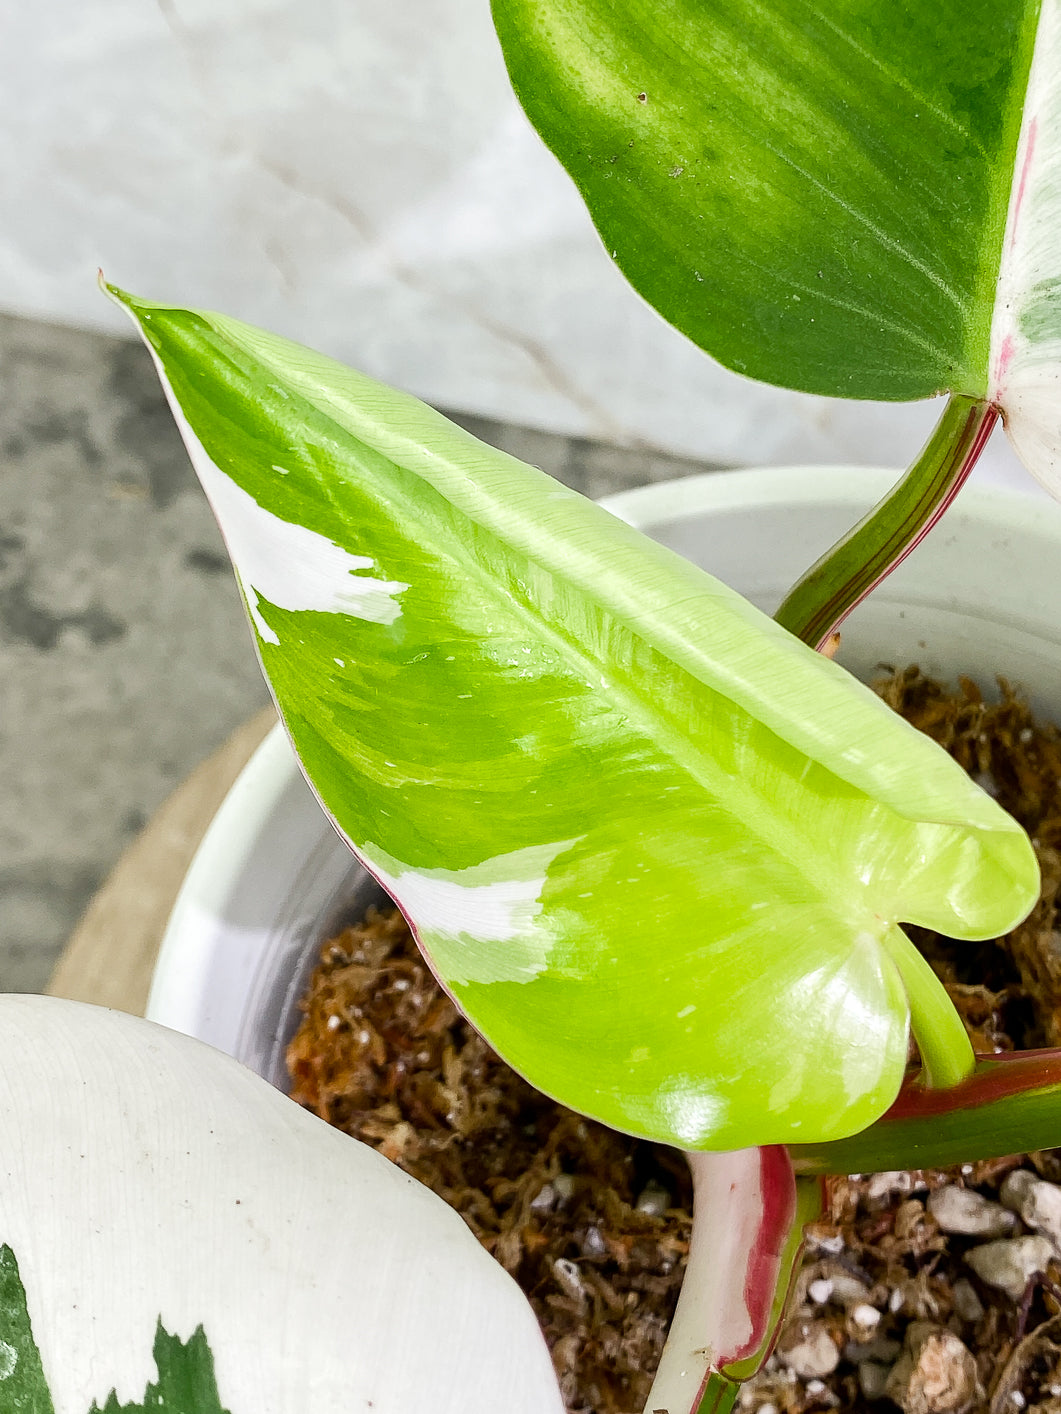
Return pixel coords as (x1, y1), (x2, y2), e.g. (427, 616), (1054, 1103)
(0, 313), (717, 993)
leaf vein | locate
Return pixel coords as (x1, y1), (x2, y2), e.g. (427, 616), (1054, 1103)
(762, 140), (970, 316)
(795, 1), (986, 157)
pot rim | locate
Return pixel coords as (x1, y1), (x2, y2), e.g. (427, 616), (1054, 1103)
(597, 462), (1057, 530)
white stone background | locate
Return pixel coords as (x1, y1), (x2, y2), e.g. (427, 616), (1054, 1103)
(2, 0), (1041, 490)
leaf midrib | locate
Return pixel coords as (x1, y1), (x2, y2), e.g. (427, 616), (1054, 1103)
(208, 328), (887, 939)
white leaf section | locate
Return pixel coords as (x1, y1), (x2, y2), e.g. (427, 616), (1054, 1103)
(645, 1149), (765, 1413)
(361, 838), (579, 983)
(0, 997), (563, 1414)
(988, 0), (1061, 491)
(193, 447), (409, 643)
(132, 323), (409, 643)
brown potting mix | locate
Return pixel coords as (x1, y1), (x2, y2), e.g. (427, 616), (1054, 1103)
(287, 668), (1061, 1414)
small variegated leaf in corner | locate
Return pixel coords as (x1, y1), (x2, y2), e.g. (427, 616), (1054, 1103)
(0, 997), (563, 1414)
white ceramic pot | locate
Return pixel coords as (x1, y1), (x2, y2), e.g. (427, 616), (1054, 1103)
(146, 466), (1061, 1080)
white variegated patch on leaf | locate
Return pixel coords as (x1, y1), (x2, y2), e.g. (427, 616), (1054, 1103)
(109, 289), (1038, 1151)
(0, 996), (562, 1413)
(989, 0), (1061, 490)
(161, 378), (411, 641)
(362, 837), (581, 983)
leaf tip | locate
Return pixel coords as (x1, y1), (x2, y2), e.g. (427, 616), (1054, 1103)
(99, 276), (152, 335)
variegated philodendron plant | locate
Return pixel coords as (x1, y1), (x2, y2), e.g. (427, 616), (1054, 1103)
(21, 1), (1061, 1411)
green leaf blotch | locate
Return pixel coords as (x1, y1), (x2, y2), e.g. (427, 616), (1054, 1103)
(0, 1243), (55, 1414)
(90, 1324), (230, 1414)
(0, 1242), (229, 1414)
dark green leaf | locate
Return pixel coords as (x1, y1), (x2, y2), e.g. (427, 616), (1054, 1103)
(0, 1244), (55, 1414)
(90, 1324), (230, 1414)
(492, 0), (1039, 401)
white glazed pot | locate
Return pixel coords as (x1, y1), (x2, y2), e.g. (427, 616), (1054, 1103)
(146, 466), (1061, 1080)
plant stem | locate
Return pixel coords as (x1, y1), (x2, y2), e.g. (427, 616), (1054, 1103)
(881, 926), (975, 1090)
(654, 395), (998, 1414)
(773, 394), (998, 650)
(773, 397), (990, 1093)
(643, 1148), (824, 1414)
(693, 1371), (740, 1414)
(789, 1047), (1061, 1175)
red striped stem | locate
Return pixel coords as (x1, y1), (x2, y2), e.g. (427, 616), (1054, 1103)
(774, 395), (997, 650)
(790, 1048), (1061, 1175)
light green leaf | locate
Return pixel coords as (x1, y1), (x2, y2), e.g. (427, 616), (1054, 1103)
(111, 289), (1038, 1149)
(491, 0), (1061, 490)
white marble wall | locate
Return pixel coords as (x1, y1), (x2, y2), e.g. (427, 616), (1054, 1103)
(3, 0), (1036, 489)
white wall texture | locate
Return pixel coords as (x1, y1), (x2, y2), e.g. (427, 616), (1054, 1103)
(3, 0), (1036, 488)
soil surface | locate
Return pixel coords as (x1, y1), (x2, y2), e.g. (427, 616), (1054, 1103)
(287, 669), (1061, 1414)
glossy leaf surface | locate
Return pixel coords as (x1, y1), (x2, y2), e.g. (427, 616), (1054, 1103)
(492, 0), (1061, 491)
(0, 996), (561, 1414)
(113, 290), (1038, 1150)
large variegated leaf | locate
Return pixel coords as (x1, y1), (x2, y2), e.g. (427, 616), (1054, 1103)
(491, 0), (1061, 490)
(111, 290), (1037, 1150)
(0, 997), (562, 1413)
